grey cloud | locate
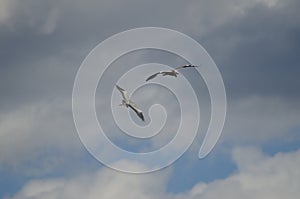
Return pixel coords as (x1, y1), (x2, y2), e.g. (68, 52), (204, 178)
(221, 96), (300, 146)
(1, 0), (299, 109)
(0, 0), (299, 169)
(198, 0), (300, 99)
(1, 0), (300, 197)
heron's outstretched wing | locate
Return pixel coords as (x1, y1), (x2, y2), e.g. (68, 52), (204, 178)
(175, 64), (199, 70)
(128, 103), (145, 121)
(116, 85), (129, 101)
(146, 72), (162, 81)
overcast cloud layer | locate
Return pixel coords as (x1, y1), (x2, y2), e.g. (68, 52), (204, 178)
(0, 0), (299, 198)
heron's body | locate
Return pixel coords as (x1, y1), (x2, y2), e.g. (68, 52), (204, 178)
(162, 70), (179, 77)
(146, 64), (198, 81)
(116, 85), (145, 121)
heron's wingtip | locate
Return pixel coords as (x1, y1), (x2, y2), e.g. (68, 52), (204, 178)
(115, 84), (123, 90)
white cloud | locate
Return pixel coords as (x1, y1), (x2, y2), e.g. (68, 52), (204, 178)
(183, 147), (300, 199)
(0, 100), (81, 175)
(7, 163), (172, 199)
(7, 147), (300, 199)
(1, 87), (299, 176)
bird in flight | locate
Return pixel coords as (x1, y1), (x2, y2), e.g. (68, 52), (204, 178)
(146, 64), (199, 81)
(116, 85), (145, 121)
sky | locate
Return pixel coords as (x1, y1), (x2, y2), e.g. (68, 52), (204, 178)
(0, 0), (300, 198)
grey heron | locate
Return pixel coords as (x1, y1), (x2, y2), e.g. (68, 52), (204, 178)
(116, 85), (145, 121)
(146, 64), (199, 81)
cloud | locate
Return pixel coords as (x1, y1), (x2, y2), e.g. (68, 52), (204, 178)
(221, 96), (300, 145)
(1, 0), (300, 197)
(6, 147), (300, 199)
(1, 0), (299, 104)
(0, 100), (84, 176)
(184, 147), (300, 199)
(1, 93), (298, 178)
(7, 163), (172, 199)
(0, 0), (13, 24)
(38, 7), (60, 35)
(198, 0), (300, 99)
(1, 0), (298, 120)
(0, 0), (60, 33)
